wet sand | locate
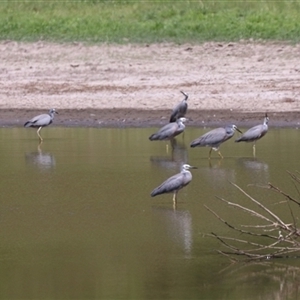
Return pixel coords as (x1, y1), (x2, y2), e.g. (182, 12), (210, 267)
(1, 108), (300, 128)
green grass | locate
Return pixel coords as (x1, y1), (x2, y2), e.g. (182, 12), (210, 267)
(1, 0), (300, 43)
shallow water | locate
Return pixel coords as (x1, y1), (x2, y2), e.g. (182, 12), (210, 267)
(1, 126), (300, 299)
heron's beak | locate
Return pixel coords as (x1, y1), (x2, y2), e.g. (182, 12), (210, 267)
(180, 91), (188, 98)
(190, 166), (198, 169)
(236, 127), (242, 134)
(55, 111), (59, 114)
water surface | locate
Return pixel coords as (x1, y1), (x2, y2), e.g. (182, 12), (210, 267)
(1, 127), (300, 299)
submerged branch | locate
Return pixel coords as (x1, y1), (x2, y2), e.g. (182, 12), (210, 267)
(215, 196), (275, 225)
(268, 182), (300, 206)
(230, 182), (290, 230)
(207, 179), (300, 261)
(204, 205), (278, 239)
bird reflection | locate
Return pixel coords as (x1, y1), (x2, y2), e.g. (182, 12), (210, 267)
(219, 261), (300, 300)
(238, 157), (269, 184)
(150, 139), (188, 170)
(25, 144), (56, 170)
(152, 207), (193, 257)
(198, 159), (236, 189)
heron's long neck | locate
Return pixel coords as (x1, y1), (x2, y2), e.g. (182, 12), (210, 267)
(181, 169), (190, 175)
(227, 130), (235, 138)
(178, 121), (185, 130)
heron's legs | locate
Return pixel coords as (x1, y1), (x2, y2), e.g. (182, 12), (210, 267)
(36, 126), (43, 142)
(170, 138), (177, 149)
(209, 148), (224, 159)
(166, 143), (169, 153)
(253, 143), (256, 157)
(217, 151), (224, 159)
(172, 191), (178, 210)
(37, 143), (42, 152)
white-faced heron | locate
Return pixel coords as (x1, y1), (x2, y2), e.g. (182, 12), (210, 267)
(170, 91), (188, 123)
(151, 164), (197, 208)
(24, 108), (58, 142)
(235, 113), (269, 156)
(149, 117), (187, 150)
(190, 124), (242, 159)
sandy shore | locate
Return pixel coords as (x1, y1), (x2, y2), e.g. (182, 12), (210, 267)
(1, 41), (300, 127)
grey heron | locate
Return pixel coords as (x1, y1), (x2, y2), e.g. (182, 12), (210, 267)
(149, 117), (187, 150)
(170, 91), (188, 123)
(151, 164), (197, 208)
(24, 108), (58, 142)
(190, 124), (242, 159)
(235, 114), (269, 156)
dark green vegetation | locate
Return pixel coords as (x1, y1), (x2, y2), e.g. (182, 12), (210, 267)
(1, 0), (300, 43)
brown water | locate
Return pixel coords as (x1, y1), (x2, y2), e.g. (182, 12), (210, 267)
(1, 127), (300, 299)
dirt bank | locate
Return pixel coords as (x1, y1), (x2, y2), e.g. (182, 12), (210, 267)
(1, 41), (300, 127)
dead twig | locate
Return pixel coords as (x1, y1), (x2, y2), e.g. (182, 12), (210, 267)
(268, 182), (300, 206)
(206, 179), (300, 261)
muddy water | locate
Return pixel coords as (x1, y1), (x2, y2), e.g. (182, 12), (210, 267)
(1, 127), (300, 299)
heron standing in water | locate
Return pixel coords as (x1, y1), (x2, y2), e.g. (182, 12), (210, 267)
(235, 114), (269, 157)
(24, 108), (58, 142)
(151, 164), (197, 209)
(149, 117), (187, 151)
(190, 124), (242, 159)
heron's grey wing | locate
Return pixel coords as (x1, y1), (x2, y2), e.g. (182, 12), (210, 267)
(149, 123), (177, 140)
(170, 105), (180, 122)
(25, 113), (51, 127)
(151, 173), (186, 197)
(173, 123), (185, 138)
(180, 102), (188, 116)
(190, 128), (226, 147)
(236, 125), (267, 142)
(170, 102), (187, 122)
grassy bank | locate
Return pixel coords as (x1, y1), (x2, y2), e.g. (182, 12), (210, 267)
(1, 0), (300, 43)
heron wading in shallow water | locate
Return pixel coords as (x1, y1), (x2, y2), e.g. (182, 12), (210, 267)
(149, 117), (187, 151)
(24, 108), (58, 142)
(190, 124), (242, 159)
(170, 91), (189, 123)
(151, 164), (197, 209)
(235, 113), (269, 157)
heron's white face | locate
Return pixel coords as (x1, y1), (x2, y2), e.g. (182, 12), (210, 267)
(264, 116), (269, 124)
(50, 108), (58, 114)
(179, 117), (187, 123)
(182, 164), (197, 170)
(232, 125), (242, 133)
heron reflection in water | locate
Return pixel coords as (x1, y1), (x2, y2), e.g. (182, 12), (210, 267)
(150, 139), (188, 170)
(199, 160), (236, 189)
(237, 157), (269, 184)
(25, 143), (56, 170)
(152, 207), (193, 257)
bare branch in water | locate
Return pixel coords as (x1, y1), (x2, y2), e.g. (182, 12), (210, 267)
(206, 175), (300, 261)
(268, 182), (300, 206)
